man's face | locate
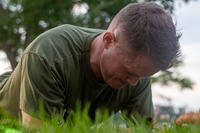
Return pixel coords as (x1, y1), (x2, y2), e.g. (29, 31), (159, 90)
(100, 34), (158, 89)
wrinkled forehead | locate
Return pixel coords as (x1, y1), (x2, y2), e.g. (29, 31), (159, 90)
(124, 53), (159, 77)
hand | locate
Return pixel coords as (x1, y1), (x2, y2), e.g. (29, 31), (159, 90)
(21, 110), (41, 129)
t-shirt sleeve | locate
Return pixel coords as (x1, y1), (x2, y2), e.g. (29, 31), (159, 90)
(123, 78), (153, 121)
(19, 53), (66, 119)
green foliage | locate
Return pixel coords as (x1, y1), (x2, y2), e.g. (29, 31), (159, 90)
(1, 106), (200, 133)
(0, 108), (24, 132)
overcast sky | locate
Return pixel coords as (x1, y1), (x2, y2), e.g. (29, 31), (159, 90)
(152, 0), (200, 111)
(174, 0), (200, 45)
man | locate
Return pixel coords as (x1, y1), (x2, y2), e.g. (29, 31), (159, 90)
(0, 2), (180, 128)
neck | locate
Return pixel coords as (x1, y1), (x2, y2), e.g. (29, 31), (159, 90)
(89, 33), (104, 79)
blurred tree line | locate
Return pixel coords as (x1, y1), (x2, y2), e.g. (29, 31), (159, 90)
(0, 0), (195, 89)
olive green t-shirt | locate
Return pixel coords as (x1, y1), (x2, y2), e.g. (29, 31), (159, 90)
(0, 24), (153, 120)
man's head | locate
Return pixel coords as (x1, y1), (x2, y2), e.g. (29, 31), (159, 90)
(93, 2), (180, 89)
(108, 2), (180, 70)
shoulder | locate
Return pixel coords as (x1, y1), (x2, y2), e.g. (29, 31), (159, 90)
(24, 24), (104, 54)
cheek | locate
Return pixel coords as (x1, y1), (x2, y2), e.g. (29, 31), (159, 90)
(100, 53), (118, 79)
(99, 53), (111, 79)
(100, 49), (126, 80)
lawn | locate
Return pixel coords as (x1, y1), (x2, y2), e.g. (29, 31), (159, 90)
(1, 107), (200, 133)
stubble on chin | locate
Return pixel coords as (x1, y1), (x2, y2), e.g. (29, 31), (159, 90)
(106, 76), (126, 89)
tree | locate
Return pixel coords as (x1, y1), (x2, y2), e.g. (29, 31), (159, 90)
(0, 0), (21, 68)
(0, 0), (194, 89)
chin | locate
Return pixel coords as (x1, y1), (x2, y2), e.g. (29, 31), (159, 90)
(103, 75), (125, 89)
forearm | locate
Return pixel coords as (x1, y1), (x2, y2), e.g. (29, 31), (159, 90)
(21, 110), (41, 129)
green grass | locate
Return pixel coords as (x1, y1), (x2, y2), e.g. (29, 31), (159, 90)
(1, 106), (200, 133)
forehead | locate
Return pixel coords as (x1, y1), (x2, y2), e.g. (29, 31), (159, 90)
(123, 53), (159, 77)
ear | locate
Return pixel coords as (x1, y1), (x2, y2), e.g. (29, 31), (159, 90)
(103, 32), (116, 49)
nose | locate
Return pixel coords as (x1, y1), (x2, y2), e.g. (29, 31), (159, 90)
(127, 77), (139, 86)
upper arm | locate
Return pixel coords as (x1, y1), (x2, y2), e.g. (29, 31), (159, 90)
(20, 53), (66, 119)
